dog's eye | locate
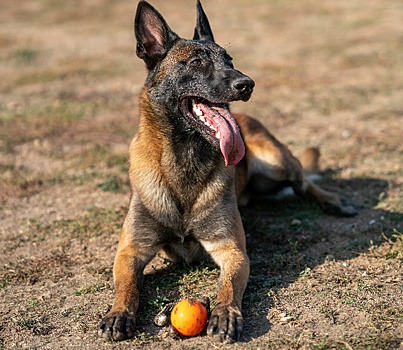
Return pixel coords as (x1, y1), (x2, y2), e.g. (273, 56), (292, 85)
(189, 58), (202, 66)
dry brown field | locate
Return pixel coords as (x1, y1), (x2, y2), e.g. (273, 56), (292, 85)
(1, 0), (402, 349)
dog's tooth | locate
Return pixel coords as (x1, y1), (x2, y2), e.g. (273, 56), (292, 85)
(193, 105), (203, 117)
(195, 109), (203, 117)
(215, 130), (221, 139)
(199, 115), (206, 122)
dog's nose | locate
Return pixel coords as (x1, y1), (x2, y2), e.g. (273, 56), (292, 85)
(231, 77), (255, 100)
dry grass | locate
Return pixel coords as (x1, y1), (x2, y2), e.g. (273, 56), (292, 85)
(0, 0), (402, 349)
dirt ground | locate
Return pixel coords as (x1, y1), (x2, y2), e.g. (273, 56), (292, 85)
(0, 0), (402, 349)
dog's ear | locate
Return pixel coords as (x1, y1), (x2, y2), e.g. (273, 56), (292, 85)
(135, 1), (179, 70)
(193, 0), (215, 42)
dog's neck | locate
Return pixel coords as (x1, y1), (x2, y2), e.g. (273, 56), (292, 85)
(139, 89), (223, 170)
(135, 90), (232, 208)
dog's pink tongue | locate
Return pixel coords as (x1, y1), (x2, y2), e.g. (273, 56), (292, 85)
(206, 105), (245, 166)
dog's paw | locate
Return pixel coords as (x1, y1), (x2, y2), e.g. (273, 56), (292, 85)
(339, 197), (358, 217)
(207, 304), (243, 343)
(323, 197), (358, 217)
(98, 311), (136, 341)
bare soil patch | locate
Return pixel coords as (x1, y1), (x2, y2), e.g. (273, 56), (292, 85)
(1, 0), (402, 349)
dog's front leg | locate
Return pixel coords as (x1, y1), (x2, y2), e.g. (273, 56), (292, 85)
(200, 215), (250, 343)
(99, 213), (158, 341)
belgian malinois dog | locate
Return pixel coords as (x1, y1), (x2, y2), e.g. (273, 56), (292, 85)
(99, 0), (357, 344)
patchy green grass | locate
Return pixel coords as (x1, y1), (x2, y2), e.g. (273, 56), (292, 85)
(74, 281), (111, 296)
(97, 175), (121, 192)
(39, 206), (126, 240)
(13, 48), (40, 65)
(0, 100), (90, 151)
(0, 0), (402, 349)
(15, 315), (54, 336)
(0, 253), (73, 288)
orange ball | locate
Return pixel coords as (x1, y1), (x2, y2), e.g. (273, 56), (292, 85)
(170, 298), (208, 337)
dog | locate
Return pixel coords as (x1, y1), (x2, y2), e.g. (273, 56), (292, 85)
(98, 0), (357, 344)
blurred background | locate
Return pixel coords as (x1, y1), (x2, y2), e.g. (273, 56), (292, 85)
(0, 0), (402, 349)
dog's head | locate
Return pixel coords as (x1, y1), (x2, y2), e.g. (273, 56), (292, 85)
(135, 0), (254, 166)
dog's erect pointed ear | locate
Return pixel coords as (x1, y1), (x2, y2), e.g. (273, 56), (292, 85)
(193, 0), (215, 42)
(135, 1), (179, 70)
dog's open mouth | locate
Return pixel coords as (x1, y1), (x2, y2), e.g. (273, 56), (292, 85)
(180, 97), (245, 166)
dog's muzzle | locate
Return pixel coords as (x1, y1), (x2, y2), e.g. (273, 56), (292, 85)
(231, 76), (255, 101)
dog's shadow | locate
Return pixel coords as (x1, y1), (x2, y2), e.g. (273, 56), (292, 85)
(136, 176), (399, 342)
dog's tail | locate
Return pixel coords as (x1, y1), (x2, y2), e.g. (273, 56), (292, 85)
(299, 147), (322, 181)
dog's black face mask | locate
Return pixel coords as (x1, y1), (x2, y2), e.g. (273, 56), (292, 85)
(171, 37), (255, 166)
(134, 0), (255, 166)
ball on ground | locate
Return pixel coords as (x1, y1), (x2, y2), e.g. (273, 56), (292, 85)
(170, 298), (208, 337)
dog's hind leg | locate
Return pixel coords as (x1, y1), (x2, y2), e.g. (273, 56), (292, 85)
(235, 113), (357, 216)
(286, 147), (357, 217)
(292, 169), (358, 217)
